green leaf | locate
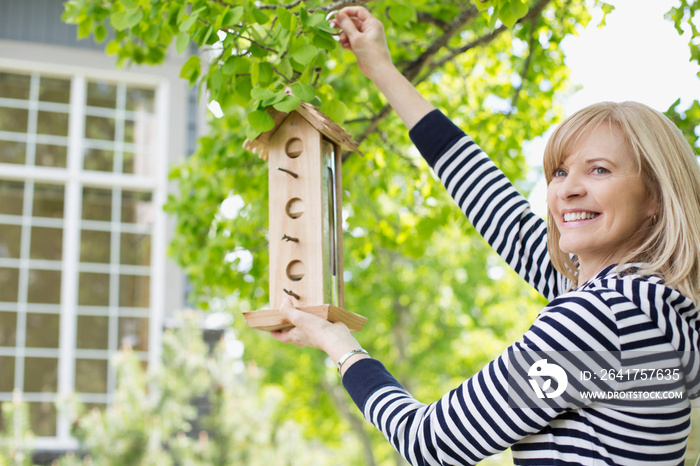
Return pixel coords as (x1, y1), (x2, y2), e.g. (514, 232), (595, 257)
(144, 24), (159, 44)
(290, 82), (315, 102)
(306, 12), (326, 28)
(273, 95), (301, 113)
(105, 39), (121, 55)
(258, 62), (273, 86)
(202, 25), (215, 45)
(250, 87), (275, 101)
(180, 55), (201, 87)
(321, 99), (347, 124)
(221, 56), (250, 76)
(312, 32), (336, 51)
(111, 9), (144, 31)
(277, 6), (293, 30)
(249, 44), (267, 58)
(176, 33), (190, 54)
(292, 44), (317, 65)
(277, 58), (293, 80)
(233, 76), (252, 106)
(78, 20), (92, 39)
(94, 23), (107, 42)
(509, 0), (529, 24)
(179, 14), (198, 32)
(223, 6), (244, 27)
(387, 5), (416, 24)
(247, 110), (275, 132)
(252, 8), (269, 25)
(262, 91), (286, 107)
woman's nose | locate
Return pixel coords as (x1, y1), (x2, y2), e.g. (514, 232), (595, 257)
(557, 173), (586, 199)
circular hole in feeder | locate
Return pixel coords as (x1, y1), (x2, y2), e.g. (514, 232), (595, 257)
(286, 198), (304, 219)
(285, 138), (303, 158)
(286, 260), (305, 281)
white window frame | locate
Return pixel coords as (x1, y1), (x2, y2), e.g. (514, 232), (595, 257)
(0, 58), (170, 451)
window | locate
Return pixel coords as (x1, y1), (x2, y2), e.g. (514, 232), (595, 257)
(0, 68), (166, 445)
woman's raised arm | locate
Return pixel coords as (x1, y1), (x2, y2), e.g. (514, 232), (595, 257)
(333, 7), (435, 130)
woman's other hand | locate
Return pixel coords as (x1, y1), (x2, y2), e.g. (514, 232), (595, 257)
(331, 7), (393, 81)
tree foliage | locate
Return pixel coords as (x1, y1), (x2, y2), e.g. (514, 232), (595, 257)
(61, 1), (700, 464)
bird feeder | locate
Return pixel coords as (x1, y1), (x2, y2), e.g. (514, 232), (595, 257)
(242, 96), (367, 332)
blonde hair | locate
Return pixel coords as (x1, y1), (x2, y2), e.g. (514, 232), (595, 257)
(543, 101), (700, 302)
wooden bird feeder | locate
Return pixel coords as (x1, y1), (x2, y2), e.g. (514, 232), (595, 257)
(242, 96), (367, 332)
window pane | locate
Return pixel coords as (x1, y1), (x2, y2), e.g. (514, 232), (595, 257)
(0, 180), (24, 216)
(119, 274), (149, 308)
(119, 317), (148, 351)
(24, 357), (58, 392)
(83, 147), (113, 172)
(35, 144), (67, 168)
(76, 315), (109, 349)
(85, 115), (115, 141)
(27, 269), (61, 304)
(82, 187), (111, 221)
(0, 140), (26, 165)
(30, 226), (63, 261)
(25, 313), (60, 349)
(0, 107), (29, 133)
(38, 77), (71, 104)
(80, 229), (110, 263)
(75, 359), (108, 393)
(87, 81), (116, 108)
(0, 268), (19, 302)
(121, 191), (152, 224)
(0, 73), (30, 100)
(28, 402), (56, 436)
(33, 183), (64, 218)
(0, 312), (17, 346)
(120, 233), (150, 266)
(0, 224), (21, 258)
(126, 87), (154, 112)
(36, 111), (69, 137)
(78, 272), (109, 306)
(0, 357), (15, 391)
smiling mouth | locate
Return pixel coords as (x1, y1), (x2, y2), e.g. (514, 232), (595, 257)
(563, 212), (600, 223)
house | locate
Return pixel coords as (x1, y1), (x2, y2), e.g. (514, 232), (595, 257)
(0, 0), (197, 457)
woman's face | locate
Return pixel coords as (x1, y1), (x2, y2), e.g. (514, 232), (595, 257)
(547, 124), (656, 276)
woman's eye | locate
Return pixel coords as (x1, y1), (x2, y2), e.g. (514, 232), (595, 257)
(592, 167), (610, 175)
(553, 169), (567, 177)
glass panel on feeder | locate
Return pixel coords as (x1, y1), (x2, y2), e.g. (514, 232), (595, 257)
(321, 139), (339, 307)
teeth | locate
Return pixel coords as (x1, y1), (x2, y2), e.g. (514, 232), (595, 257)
(564, 212), (598, 222)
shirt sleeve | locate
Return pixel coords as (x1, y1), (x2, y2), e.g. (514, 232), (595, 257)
(409, 109), (567, 300)
(343, 290), (621, 466)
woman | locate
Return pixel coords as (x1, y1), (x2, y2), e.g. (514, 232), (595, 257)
(272, 7), (700, 465)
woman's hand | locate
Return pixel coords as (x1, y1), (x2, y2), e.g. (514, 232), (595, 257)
(271, 297), (369, 375)
(331, 7), (393, 81)
(331, 6), (435, 130)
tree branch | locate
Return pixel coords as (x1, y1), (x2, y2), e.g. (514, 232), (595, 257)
(321, 379), (377, 466)
(402, 5), (479, 82)
(509, 17), (538, 113)
(257, 0), (303, 10)
(416, 12), (450, 32)
(345, 0), (553, 155)
(314, 0), (376, 12)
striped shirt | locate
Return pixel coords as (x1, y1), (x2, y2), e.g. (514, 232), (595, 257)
(342, 110), (700, 465)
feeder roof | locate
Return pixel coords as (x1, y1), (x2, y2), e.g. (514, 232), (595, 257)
(243, 91), (363, 161)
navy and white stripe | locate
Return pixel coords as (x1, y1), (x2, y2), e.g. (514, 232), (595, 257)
(343, 110), (700, 465)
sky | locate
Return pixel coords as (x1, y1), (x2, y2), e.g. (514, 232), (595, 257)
(526, 0), (700, 216)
